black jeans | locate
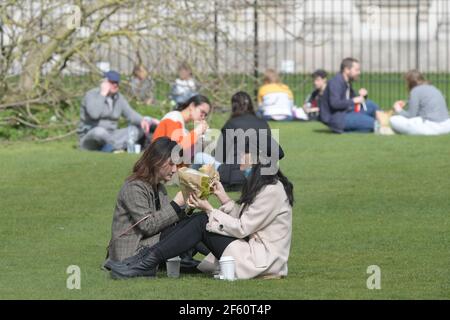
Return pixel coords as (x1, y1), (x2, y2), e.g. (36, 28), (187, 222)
(156, 213), (237, 260)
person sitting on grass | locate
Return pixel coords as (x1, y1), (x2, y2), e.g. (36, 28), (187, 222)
(107, 140), (294, 280)
(303, 69), (328, 121)
(152, 94), (210, 157)
(169, 62), (200, 108)
(103, 137), (209, 273)
(389, 70), (450, 136)
(129, 64), (155, 105)
(77, 70), (159, 152)
(320, 57), (393, 134)
(193, 91), (278, 192)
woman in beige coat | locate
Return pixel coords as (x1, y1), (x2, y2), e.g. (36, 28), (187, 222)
(108, 150), (294, 280)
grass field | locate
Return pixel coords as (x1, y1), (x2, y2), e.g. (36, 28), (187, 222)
(0, 119), (449, 299)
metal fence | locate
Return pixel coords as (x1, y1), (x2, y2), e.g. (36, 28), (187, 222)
(1, 0), (450, 108)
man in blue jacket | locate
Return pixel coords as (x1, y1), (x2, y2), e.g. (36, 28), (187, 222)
(320, 58), (380, 133)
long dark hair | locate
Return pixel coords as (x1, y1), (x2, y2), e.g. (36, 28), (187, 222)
(127, 137), (179, 189)
(231, 91), (255, 118)
(176, 94), (211, 112)
(237, 163), (294, 212)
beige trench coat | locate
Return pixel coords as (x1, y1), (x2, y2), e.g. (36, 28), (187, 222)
(198, 181), (293, 279)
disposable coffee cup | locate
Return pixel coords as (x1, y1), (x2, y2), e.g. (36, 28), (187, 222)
(219, 256), (235, 281)
(134, 144), (141, 154)
(166, 256), (181, 278)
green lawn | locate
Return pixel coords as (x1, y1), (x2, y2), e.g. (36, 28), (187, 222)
(0, 120), (449, 299)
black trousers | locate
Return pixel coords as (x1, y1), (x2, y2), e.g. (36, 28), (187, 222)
(160, 217), (209, 256)
(157, 213), (237, 260)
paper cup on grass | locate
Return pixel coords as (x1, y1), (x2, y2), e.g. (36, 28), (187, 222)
(219, 256), (235, 281)
(134, 144), (141, 154)
(166, 256), (181, 278)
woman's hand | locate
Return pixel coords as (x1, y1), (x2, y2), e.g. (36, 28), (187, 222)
(194, 120), (209, 136)
(173, 191), (185, 207)
(187, 193), (213, 213)
(393, 100), (406, 113)
(212, 181), (231, 205)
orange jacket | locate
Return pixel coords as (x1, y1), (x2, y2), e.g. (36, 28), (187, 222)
(152, 111), (198, 149)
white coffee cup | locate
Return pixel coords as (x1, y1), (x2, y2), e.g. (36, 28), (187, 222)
(166, 256), (181, 278)
(219, 256), (235, 281)
(134, 144), (141, 154)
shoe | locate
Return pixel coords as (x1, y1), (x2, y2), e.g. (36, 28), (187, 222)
(109, 247), (160, 279)
(104, 248), (149, 273)
(100, 143), (115, 153)
(179, 249), (202, 274)
(102, 258), (114, 271)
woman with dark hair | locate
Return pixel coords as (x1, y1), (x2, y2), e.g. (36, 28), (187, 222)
(194, 91), (275, 191)
(152, 94), (211, 150)
(108, 142), (294, 280)
(103, 137), (207, 271)
(390, 70), (450, 135)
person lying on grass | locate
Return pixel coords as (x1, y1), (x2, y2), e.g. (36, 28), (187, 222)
(107, 142), (294, 280)
(103, 137), (209, 273)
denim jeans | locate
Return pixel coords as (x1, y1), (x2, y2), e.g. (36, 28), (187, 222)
(344, 100), (380, 133)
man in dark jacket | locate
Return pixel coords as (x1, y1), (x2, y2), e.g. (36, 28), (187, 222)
(320, 58), (381, 133)
(303, 69), (328, 121)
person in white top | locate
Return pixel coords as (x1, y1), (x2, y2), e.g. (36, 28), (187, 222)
(170, 62), (199, 108)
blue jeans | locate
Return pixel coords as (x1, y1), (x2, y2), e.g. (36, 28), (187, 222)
(344, 100), (379, 133)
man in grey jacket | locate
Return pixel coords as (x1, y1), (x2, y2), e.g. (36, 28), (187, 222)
(77, 70), (159, 152)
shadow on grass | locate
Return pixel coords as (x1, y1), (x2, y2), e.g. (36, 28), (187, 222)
(312, 128), (334, 134)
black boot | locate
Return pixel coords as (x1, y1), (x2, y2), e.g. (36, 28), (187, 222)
(104, 247), (149, 271)
(179, 249), (202, 274)
(109, 247), (161, 279)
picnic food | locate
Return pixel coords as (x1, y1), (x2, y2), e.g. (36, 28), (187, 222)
(178, 164), (220, 201)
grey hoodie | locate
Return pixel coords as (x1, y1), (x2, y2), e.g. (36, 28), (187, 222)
(77, 88), (143, 138)
(399, 84), (449, 122)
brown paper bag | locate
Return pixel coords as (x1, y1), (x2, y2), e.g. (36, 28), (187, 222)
(178, 164), (220, 201)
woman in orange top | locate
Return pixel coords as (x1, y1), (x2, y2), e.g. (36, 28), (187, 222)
(153, 95), (210, 151)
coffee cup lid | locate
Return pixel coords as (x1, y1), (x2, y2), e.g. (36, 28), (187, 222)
(219, 256), (235, 262)
(167, 256), (181, 261)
